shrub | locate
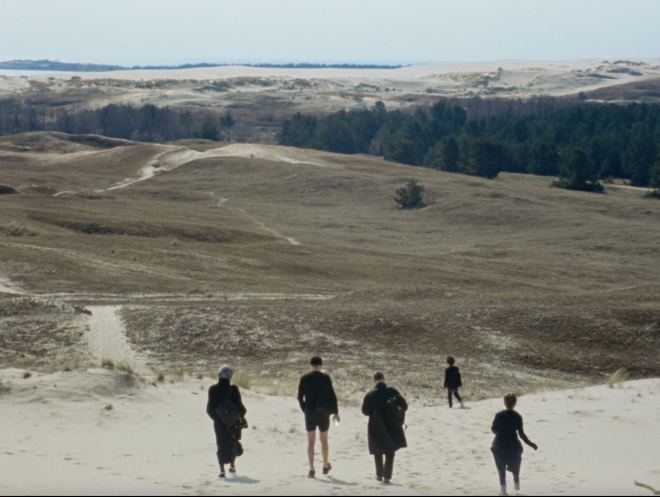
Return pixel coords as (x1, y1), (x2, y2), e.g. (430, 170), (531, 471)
(607, 368), (630, 388)
(553, 147), (604, 193)
(102, 358), (115, 369)
(645, 189), (660, 199)
(395, 179), (425, 209)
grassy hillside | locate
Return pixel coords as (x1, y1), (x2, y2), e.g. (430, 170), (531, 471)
(1, 132), (659, 401)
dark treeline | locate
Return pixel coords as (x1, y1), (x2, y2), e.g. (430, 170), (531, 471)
(0, 100), (234, 143)
(0, 59), (403, 72)
(279, 99), (660, 188)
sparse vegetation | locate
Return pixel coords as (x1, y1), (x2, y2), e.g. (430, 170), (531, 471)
(23, 371), (32, 379)
(608, 368), (631, 388)
(102, 359), (115, 370)
(395, 179), (425, 209)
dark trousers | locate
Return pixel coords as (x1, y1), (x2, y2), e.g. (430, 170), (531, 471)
(447, 388), (462, 407)
(375, 453), (395, 480)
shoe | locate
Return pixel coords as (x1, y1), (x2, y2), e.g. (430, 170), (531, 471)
(514, 482), (520, 491)
(460, 402), (465, 408)
(384, 478), (391, 484)
(323, 463), (332, 475)
(376, 476), (383, 482)
(308, 470), (316, 479)
(499, 486), (507, 496)
(219, 472), (226, 479)
(229, 466), (236, 474)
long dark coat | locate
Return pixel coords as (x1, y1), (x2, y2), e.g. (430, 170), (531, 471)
(361, 382), (408, 455)
(206, 380), (247, 464)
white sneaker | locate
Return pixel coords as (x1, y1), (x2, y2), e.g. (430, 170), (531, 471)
(499, 486), (508, 496)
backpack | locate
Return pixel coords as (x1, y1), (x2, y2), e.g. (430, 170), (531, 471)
(215, 398), (243, 428)
(385, 395), (407, 429)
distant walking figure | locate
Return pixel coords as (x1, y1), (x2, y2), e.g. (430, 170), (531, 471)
(443, 356), (464, 408)
(491, 393), (538, 496)
(297, 356), (340, 478)
(206, 365), (248, 478)
(361, 372), (408, 484)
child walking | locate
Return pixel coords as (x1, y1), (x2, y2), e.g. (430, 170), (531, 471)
(443, 356), (464, 408)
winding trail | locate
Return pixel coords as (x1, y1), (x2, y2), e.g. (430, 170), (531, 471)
(0, 276), (24, 295)
(207, 192), (301, 246)
(85, 305), (151, 376)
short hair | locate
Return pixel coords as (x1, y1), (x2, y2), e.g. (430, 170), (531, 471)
(447, 356), (455, 366)
(373, 372), (385, 381)
(310, 356), (323, 366)
(504, 393), (518, 410)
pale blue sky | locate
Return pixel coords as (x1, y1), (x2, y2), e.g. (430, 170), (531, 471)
(2, 0), (659, 66)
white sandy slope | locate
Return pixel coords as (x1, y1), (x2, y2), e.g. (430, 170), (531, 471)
(0, 367), (659, 496)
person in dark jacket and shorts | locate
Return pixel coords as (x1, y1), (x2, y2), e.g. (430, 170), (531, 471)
(297, 356), (340, 478)
(443, 356), (464, 408)
(491, 393), (538, 496)
(361, 372), (408, 484)
(206, 365), (248, 478)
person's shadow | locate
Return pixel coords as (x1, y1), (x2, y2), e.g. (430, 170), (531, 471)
(226, 475), (260, 485)
(319, 476), (358, 487)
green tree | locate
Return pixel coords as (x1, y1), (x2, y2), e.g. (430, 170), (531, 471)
(424, 137), (460, 172)
(647, 160), (660, 198)
(193, 122), (220, 141)
(527, 139), (559, 176)
(219, 111), (235, 140)
(553, 146), (603, 192)
(395, 179), (425, 209)
(468, 138), (505, 179)
(384, 138), (417, 165)
(622, 135), (657, 186)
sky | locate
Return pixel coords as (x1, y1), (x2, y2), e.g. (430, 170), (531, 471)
(2, 0), (659, 66)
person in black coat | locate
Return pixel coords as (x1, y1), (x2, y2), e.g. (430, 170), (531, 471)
(443, 356), (464, 408)
(361, 372), (407, 483)
(491, 393), (538, 496)
(206, 365), (247, 478)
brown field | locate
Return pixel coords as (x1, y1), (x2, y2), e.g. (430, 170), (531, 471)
(1, 132), (659, 404)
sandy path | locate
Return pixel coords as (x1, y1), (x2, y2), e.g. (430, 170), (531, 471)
(207, 193), (300, 246)
(607, 184), (654, 193)
(85, 305), (151, 376)
(96, 143), (333, 195)
(0, 276), (23, 295)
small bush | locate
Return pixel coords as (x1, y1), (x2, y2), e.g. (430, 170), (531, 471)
(23, 371), (32, 379)
(607, 368), (630, 388)
(551, 178), (604, 193)
(156, 373), (165, 383)
(645, 189), (660, 199)
(395, 179), (425, 209)
(102, 359), (115, 370)
(116, 362), (135, 375)
(0, 185), (17, 195)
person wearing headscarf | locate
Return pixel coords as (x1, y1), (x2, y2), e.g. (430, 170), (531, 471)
(206, 365), (247, 478)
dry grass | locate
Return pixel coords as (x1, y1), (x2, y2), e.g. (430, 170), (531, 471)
(101, 359), (115, 370)
(1, 133), (660, 399)
(608, 368), (631, 388)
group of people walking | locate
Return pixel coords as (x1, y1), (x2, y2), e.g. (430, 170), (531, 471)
(206, 355), (537, 495)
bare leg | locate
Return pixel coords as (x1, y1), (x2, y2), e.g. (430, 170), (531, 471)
(319, 430), (330, 469)
(307, 431), (316, 472)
